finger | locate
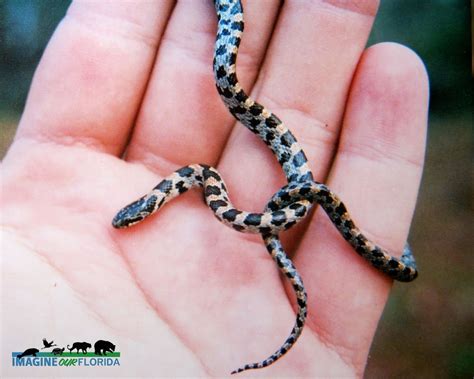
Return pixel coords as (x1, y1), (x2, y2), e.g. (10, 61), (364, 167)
(297, 43), (428, 372)
(125, 0), (281, 175)
(218, 0), (378, 244)
(15, 0), (174, 155)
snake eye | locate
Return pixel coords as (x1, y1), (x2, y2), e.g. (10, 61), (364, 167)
(112, 215), (144, 228)
(112, 195), (157, 228)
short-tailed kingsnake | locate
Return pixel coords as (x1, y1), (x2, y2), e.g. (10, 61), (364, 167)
(112, 0), (418, 374)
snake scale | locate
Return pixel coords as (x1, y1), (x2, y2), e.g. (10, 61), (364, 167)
(112, 0), (418, 374)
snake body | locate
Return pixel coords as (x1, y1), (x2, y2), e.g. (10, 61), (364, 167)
(112, 0), (417, 374)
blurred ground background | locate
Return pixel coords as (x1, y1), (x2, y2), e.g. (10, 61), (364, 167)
(0, 1), (472, 378)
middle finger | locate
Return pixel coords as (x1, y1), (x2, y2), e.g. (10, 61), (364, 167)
(218, 0), (379, 247)
(125, 0), (281, 175)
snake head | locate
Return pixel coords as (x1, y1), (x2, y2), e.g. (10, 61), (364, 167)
(112, 194), (158, 229)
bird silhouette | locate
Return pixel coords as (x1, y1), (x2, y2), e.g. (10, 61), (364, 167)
(41, 338), (57, 349)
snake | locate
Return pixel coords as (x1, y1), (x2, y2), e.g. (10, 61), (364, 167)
(112, 0), (418, 374)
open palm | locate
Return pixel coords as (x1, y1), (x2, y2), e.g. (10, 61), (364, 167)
(1, 1), (428, 377)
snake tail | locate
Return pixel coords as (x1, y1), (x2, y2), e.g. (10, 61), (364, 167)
(230, 233), (307, 374)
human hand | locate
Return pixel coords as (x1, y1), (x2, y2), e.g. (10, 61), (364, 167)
(1, 0), (428, 376)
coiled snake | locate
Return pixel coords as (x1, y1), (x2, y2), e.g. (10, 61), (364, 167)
(112, 0), (418, 374)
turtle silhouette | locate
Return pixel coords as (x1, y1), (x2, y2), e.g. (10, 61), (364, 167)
(52, 347), (65, 355)
(17, 348), (39, 359)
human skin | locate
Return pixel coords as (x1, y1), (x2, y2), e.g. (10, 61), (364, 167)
(0, 0), (428, 377)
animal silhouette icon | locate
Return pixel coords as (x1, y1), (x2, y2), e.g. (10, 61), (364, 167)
(17, 348), (39, 359)
(41, 338), (57, 349)
(52, 347), (65, 355)
(67, 342), (91, 353)
(94, 340), (115, 355)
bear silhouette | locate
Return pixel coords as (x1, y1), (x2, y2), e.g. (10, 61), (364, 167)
(17, 348), (39, 359)
(94, 340), (115, 355)
(67, 342), (91, 353)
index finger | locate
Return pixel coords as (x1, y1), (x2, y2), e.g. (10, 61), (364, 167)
(15, 0), (174, 155)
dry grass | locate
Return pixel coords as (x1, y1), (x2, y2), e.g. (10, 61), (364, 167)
(0, 116), (19, 159)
